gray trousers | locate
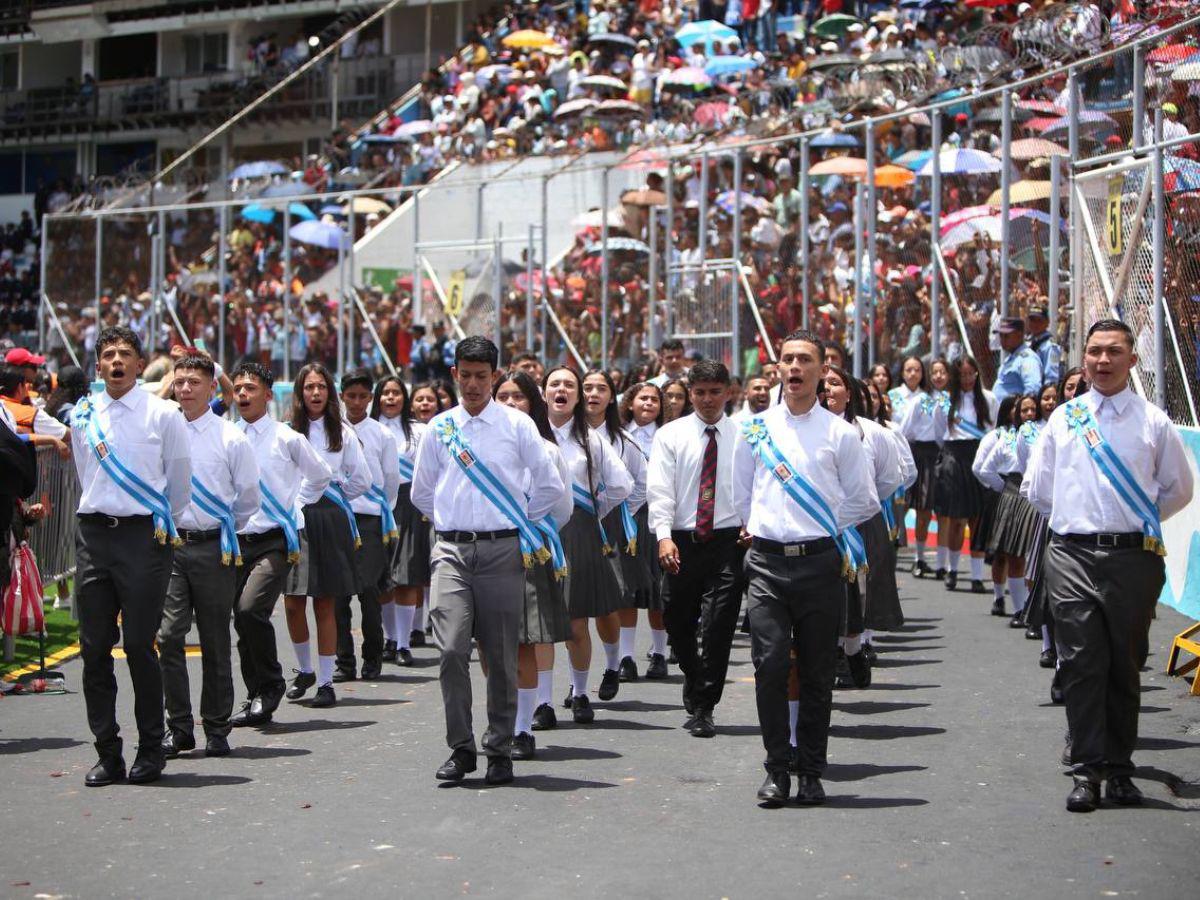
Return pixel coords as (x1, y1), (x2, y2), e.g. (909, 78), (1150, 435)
(234, 530), (292, 699)
(430, 535), (524, 759)
(158, 536), (237, 738)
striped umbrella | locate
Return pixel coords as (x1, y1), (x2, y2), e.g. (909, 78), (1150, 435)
(917, 149), (1003, 176)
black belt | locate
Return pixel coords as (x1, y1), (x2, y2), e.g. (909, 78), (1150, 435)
(178, 528), (221, 544)
(1054, 532), (1146, 550)
(240, 528), (283, 544)
(672, 526), (740, 544)
(751, 536), (836, 557)
(78, 513), (151, 528)
(437, 528), (519, 543)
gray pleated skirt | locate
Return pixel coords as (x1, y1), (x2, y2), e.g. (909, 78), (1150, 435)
(987, 474), (1040, 559)
(601, 504), (661, 610)
(520, 557), (572, 644)
(561, 506), (622, 619)
(387, 482), (432, 588)
(862, 512), (903, 630)
(1021, 515), (1052, 629)
(285, 496), (359, 598)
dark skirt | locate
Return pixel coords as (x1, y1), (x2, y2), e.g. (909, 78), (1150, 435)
(561, 506), (622, 619)
(520, 558), (572, 644)
(601, 504), (662, 610)
(285, 496), (359, 598)
(862, 512), (903, 630)
(932, 440), (985, 519)
(972, 487), (1001, 556)
(986, 474), (1041, 559)
(387, 482), (432, 588)
(1021, 515), (1052, 629)
(906, 440), (939, 510)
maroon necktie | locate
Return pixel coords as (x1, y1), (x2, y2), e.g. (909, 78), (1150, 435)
(696, 425), (718, 541)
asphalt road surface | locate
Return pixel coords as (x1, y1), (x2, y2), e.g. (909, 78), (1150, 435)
(1, 565), (1197, 899)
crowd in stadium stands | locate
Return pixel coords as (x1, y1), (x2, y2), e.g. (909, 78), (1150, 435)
(12, 0), (1199, 391)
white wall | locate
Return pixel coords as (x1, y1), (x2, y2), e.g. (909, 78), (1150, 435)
(20, 39), (82, 89)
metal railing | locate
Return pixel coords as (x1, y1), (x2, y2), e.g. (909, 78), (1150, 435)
(26, 447), (81, 587)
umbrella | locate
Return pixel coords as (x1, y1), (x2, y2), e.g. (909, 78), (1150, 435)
(661, 67), (712, 91)
(359, 133), (407, 145)
(875, 165), (916, 188)
(594, 99), (643, 118)
(694, 101), (736, 128)
(987, 180), (1057, 205)
(501, 29), (555, 49)
(715, 191), (774, 215)
(812, 14), (863, 38)
(587, 33), (638, 50)
(806, 54), (860, 70)
(998, 138), (1069, 161)
(579, 75), (628, 94)
(553, 98), (598, 119)
(811, 130), (860, 148)
(241, 202), (316, 224)
(1039, 111), (1116, 139)
(573, 208), (626, 229)
(674, 20), (738, 54)
(320, 204), (346, 217)
(618, 145), (690, 169)
(229, 161), (288, 180)
(620, 189), (666, 206)
(1172, 61), (1200, 82)
(964, 0), (1020, 7)
(809, 156), (867, 178)
(894, 149), (932, 171)
(705, 56), (758, 78)
(940, 205), (997, 233)
(1015, 99), (1066, 116)
(393, 119), (435, 139)
(972, 106), (1034, 124)
(918, 148), (1003, 176)
(289, 220), (352, 251)
(939, 209), (1057, 249)
(259, 181), (312, 199)
(344, 196), (391, 216)
(588, 236), (651, 255)
(1146, 44), (1200, 65)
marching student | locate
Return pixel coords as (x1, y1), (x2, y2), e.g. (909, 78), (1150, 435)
(647, 359), (745, 739)
(411, 337), (564, 786)
(896, 356), (942, 577)
(544, 365), (633, 723)
(1023, 319), (1192, 813)
(227, 362), (331, 729)
(70, 326), (191, 786)
(407, 381), (444, 640)
(158, 354), (260, 760)
(971, 395), (1023, 618)
(733, 330), (878, 807)
(371, 374), (429, 666)
(334, 369), (401, 683)
(283, 363), (372, 709)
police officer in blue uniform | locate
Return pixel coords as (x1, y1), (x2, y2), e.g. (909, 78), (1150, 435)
(993, 318), (1043, 403)
(1026, 305), (1061, 386)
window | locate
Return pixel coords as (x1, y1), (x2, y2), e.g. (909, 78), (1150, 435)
(0, 50), (17, 92)
(183, 33), (228, 75)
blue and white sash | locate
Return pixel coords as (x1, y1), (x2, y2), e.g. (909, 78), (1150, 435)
(1019, 420), (1044, 445)
(71, 396), (178, 545)
(1063, 399), (1165, 556)
(887, 387), (908, 419)
(918, 390), (949, 418)
(572, 482), (615, 556)
(259, 481), (301, 563)
(952, 417), (987, 440)
(740, 416), (867, 580)
(535, 514), (569, 580)
(366, 485), (399, 543)
(880, 496), (897, 540)
(397, 454), (415, 481)
(617, 502), (639, 555)
(323, 482), (362, 548)
(434, 417), (550, 568)
(190, 476), (241, 565)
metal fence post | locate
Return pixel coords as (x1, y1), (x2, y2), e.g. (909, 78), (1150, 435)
(1152, 109), (1165, 410)
(731, 149), (743, 376)
(853, 181), (864, 379)
(37, 224), (46, 355)
(865, 118), (877, 369)
(541, 175), (549, 361)
(526, 223), (535, 352)
(600, 166), (610, 367)
(648, 205), (658, 354)
(665, 161), (675, 338)
(336, 230), (345, 376)
(698, 152), (709, 272)
(1000, 89), (1012, 321)
(1067, 69), (1080, 161)
(930, 110), (942, 359)
(94, 216), (102, 329)
(493, 226), (503, 358)
(282, 206), (292, 382)
(1132, 44), (1145, 150)
(800, 136), (810, 329)
(348, 207), (357, 370)
(412, 190), (422, 324)
(1048, 155), (1062, 337)
(219, 205), (229, 371)
(475, 183), (484, 242)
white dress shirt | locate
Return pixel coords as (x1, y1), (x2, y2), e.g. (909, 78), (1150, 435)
(72, 387), (192, 518)
(936, 390), (999, 442)
(411, 398), (564, 532)
(348, 415), (401, 516)
(858, 416), (905, 502)
(627, 421), (657, 460)
(1022, 387), (1193, 534)
(594, 422), (647, 514)
(177, 409), (261, 532)
(552, 420), (633, 519)
(522, 440), (574, 526)
(237, 413), (333, 535)
(296, 416), (372, 505)
(27, 406), (67, 440)
(886, 421), (917, 489)
(378, 415), (427, 485)
(898, 389), (942, 442)
(647, 412), (742, 540)
(1014, 419), (1045, 472)
(971, 429), (1008, 493)
(733, 402), (878, 542)
(888, 383), (919, 424)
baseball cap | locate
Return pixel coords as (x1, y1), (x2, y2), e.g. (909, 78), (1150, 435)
(1027, 304), (1049, 319)
(5, 347), (45, 367)
(998, 317), (1025, 334)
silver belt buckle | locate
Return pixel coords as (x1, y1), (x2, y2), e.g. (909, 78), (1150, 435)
(784, 543), (801, 557)
(104, 514), (119, 529)
(1097, 533), (1118, 548)
(463, 530), (478, 542)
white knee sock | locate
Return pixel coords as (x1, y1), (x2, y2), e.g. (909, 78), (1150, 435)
(1008, 578), (1029, 613)
(293, 640), (313, 673)
(537, 669), (553, 707)
(570, 667), (589, 700)
(412, 599), (425, 632)
(842, 634), (863, 656)
(380, 602), (396, 641)
(935, 545), (947, 569)
(788, 700), (800, 747)
(396, 604), (416, 649)
(970, 556), (984, 579)
(317, 654), (334, 687)
(1041, 626), (1052, 653)
(516, 688), (536, 735)
(993, 582), (1005, 600)
(602, 641), (620, 671)
(650, 628), (668, 656)
(862, 629), (874, 646)
(916, 541), (927, 562)
(947, 550), (960, 574)
(618, 626), (637, 661)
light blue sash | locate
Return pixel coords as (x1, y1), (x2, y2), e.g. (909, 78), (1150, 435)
(617, 501), (639, 555)
(71, 396), (178, 545)
(189, 476), (241, 565)
(323, 482), (362, 548)
(1063, 398), (1165, 555)
(953, 417), (987, 440)
(535, 514), (569, 580)
(1019, 420), (1044, 445)
(740, 416), (866, 580)
(880, 496), (897, 540)
(918, 390), (949, 418)
(397, 454), (415, 481)
(434, 417), (550, 568)
(887, 387), (908, 418)
(572, 481), (614, 556)
(366, 485), (399, 543)
(259, 481), (301, 562)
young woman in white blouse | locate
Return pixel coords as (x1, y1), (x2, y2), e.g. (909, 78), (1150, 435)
(282, 363), (372, 708)
(898, 356), (946, 577)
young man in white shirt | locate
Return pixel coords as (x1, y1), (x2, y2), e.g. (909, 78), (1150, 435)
(1023, 319), (1193, 813)
(158, 354), (260, 760)
(71, 326), (192, 787)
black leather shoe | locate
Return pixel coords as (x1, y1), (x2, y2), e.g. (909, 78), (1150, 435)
(1039, 649), (1057, 669)
(205, 734), (231, 757)
(310, 684), (336, 708)
(682, 685), (695, 716)
(562, 685), (575, 709)
(834, 649), (854, 689)
(1105, 775), (1143, 806)
(286, 670), (316, 700)
(397, 647), (414, 667)
(1066, 779), (1101, 812)
(332, 667), (355, 684)
(645, 653), (668, 679)
(618, 656), (639, 682)
(409, 629), (427, 648)
(128, 754), (165, 785)
(361, 659), (382, 680)
(795, 774), (826, 806)
(571, 694), (594, 724)
(258, 682), (286, 717)
(689, 710), (716, 738)
(971, 579), (987, 594)
(667, 650), (678, 665)
(913, 560), (932, 578)
(990, 598), (1006, 617)
(484, 757), (514, 786)
(436, 749), (477, 782)
(757, 771), (790, 807)
(229, 701), (261, 728)
(945, 571), (958, 591)
(85, 757), (125, 787)
(531, 702), (557, 731)
(845, 649), (872, 688)
(511, 732), (536, 761)
(1009, 613), (1026, 629)
(381, 639), (398, 662)
(935, 567), (947, 581)
(1025, 626), (1041, 640)
(1050, 669), (1064, 704)
(162, 731), (195, 759)
(861, 642), (878, 665)
(597, 668), (620, 701)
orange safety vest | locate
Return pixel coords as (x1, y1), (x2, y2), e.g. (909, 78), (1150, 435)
(1, 397), (36, 434)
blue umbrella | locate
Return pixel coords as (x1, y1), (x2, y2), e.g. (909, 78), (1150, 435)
(320, 204), (346, 217)
(918, 149), (1003, 176)
(229, 161), (288, 180)
(895, 149), (932, 171)
(811, 131), (860, 148)
(675, 20), (738, 54)
(241, 203), (317, 224)
(705, 56), (758, 78)
(288, 220), (352, 251)
(358, 133), (407, 145)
